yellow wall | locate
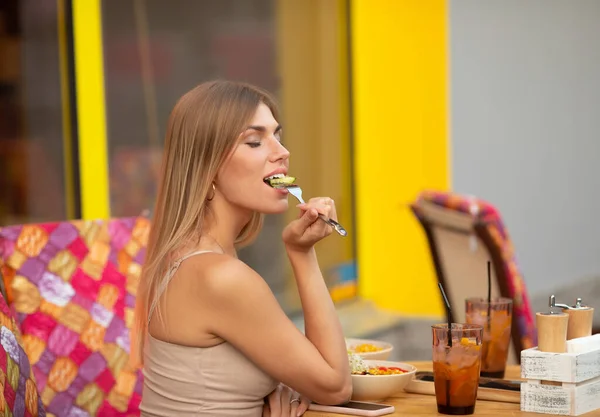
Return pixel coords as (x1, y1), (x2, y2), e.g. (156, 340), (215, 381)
(351, 0), (449, 316)
(73, 0), (110, 220)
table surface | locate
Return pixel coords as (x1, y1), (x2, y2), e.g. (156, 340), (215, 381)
(305, 361), (600, 416)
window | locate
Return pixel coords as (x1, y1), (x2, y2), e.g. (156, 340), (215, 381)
(0, 0), (74, 226)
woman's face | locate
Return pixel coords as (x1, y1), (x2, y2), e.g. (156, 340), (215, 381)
(216, 103), (291, 214)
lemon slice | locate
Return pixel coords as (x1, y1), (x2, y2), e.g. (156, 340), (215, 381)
(460, 337), (478, 346)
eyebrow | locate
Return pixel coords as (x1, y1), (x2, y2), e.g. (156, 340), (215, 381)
(245, 125), (282, 134)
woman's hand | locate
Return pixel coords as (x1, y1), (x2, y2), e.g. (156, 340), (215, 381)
(282, 197), (337, 252)
(263, 384), (311, 417)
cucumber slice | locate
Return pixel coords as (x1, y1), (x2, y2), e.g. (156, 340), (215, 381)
(265, 176), (296, 187)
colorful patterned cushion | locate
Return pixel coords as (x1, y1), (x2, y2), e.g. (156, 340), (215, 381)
(0, 217), (150, 417)
(0, 291), (45, 416)
(414, 190), (538, 350)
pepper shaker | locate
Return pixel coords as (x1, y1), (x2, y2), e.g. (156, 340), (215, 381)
(562, 298), (594, 340)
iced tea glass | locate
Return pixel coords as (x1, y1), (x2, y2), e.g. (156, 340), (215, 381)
(465, 297), (512, 378)
(432, 324), (483, 415)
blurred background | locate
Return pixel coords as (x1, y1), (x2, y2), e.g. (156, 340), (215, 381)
(1, 0), (599, 359)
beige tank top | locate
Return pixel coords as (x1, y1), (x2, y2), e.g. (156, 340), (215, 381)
(140, 250), (278, 417)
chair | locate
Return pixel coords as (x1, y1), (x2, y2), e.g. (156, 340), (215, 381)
(411, 190), (537, 364)
(0, 216), (150, 416)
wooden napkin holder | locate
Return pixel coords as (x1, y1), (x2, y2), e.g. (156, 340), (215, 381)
(520, 335), (600, 416)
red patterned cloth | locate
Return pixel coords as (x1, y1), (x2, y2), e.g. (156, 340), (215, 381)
(0, 217), (150, 416)
(415, 190), (538, 350)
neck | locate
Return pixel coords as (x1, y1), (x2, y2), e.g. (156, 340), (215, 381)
(202, 197), (253, 256)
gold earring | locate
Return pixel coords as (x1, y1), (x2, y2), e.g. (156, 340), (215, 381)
(207, 183), (216, 201)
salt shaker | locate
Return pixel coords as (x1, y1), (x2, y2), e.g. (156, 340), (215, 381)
(536, 311), (569, 353)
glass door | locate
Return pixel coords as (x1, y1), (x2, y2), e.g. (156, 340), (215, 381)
(0, 0), (78, 226)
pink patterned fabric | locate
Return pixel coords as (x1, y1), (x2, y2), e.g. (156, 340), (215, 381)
(0, 217), (150, 416)
(415, 190), (538, 350)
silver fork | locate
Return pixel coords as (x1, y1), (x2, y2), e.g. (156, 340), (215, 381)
(286, 186), (348, 237)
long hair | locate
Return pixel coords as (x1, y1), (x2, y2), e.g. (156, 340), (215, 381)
(130, 80), (279, 366)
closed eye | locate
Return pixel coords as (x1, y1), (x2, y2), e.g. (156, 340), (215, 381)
(246, 142), (261, 148)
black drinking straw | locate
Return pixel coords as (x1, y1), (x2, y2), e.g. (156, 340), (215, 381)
(438, 282), (453, 409)
(483, 261), (492, 371)
(438, 282), (453, 347)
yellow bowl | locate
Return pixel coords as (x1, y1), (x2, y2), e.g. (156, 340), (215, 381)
(346, 338), (394, 360)
(351, 361), (417, 402)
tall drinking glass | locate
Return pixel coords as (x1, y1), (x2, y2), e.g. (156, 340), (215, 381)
(465, 297), (512, 378)
(432, 324), (483, 415)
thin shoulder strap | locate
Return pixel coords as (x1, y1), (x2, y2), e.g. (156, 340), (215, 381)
(147, 250), (215, 325)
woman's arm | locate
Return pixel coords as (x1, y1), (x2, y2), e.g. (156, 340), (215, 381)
(197, 254), (352, 405)
(287, 247), (350, 393)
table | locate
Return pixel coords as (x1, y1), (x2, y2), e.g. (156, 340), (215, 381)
(305, 361), (600, 416)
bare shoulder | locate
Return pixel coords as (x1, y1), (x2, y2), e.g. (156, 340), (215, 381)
(181, 252), (269, 298)
(182, 253), (280, 336)
(150, 252), (269, 345)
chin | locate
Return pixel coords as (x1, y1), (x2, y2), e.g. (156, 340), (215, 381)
(249, 195), (289, 214)
(258, 199), (289, 215)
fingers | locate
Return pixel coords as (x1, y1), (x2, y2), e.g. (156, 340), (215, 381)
(296, 396), (311, 416)
(287, 390), (307, 417)
(289, 397), (300, 417)
(283, 196), (338, 248)
(268, 385), (282, 416)
(296, 197), (338, 221)
(297, 207), (319, 228)
(293, 197), (336, 237)
(269, 385), (307, 417)
(280, 385), (292, 417)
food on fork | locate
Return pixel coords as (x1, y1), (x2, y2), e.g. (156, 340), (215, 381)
(264, 173), (296, 188)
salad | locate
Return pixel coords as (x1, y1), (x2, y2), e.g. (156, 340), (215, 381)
(349, 352), (370, 374)
(348, 352), (408, 376)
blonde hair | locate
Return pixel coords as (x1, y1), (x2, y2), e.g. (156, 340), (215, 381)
(130, 80), (279, 366)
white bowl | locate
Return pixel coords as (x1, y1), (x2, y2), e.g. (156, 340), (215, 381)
(346, 338), (394, 360)
(351, 360), (417, 402)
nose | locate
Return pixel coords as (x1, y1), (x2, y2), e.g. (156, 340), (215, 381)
(270, 139), (290, 162)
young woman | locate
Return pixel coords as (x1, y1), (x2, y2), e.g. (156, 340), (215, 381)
(132, 80), (352, 416)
